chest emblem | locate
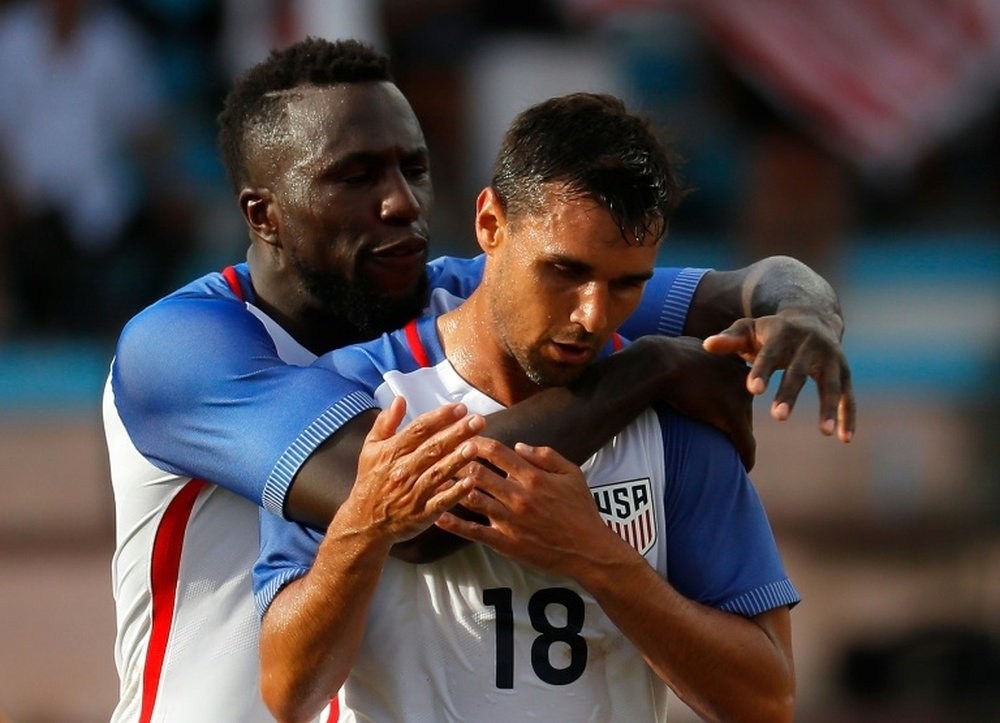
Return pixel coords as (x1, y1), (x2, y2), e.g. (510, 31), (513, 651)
(591, 477), (657, 556)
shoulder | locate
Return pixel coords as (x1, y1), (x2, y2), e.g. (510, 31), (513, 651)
(116, 269), (256, 354)
(426, 255), (484, 297)
(112, 269), (270, 407)
(317, 324), (425, 390)
(656, 406), (740, 463)
(653, 406), (749, 507)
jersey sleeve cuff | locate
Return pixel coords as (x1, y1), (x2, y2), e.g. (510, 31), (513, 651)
(254, 566), (311, 619)
(717, 578), (801, 617)
(658, 267), (709, 337)
(261, 390), (378, 517)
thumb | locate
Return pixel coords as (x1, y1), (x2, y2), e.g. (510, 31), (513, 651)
(703, 318), (757, 357)
(367, 396), (407, 443)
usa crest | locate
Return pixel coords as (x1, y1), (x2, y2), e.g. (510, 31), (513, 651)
(591, 478), (656, 556)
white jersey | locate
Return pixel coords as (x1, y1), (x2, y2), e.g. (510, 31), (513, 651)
(104, 268), (362, 723)
(106, 258), (503, 722)
(256, 314), (799, 722)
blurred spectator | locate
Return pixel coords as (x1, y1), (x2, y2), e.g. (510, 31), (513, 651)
(674, 0), (1000, 273)
(219, 0), (384, 82)
(0, 0), (187, 338)
(380, 0), (570, 248)
(550, 0), (1000, 275)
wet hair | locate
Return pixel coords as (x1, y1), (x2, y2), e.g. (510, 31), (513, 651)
(491, 93), (687, 244)
(217, 37), (392, 194)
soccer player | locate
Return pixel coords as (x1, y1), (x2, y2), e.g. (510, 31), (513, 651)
(255, 92), (799, 722)
(107, 38), (847, 722)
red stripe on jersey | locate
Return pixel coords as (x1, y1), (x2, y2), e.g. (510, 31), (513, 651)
(326, 695), (340, 722)
(612, 333), (623, 352)
(139, 479), (207, 723)
(222, 265), (244, 301)
(404, 319), (431, 368)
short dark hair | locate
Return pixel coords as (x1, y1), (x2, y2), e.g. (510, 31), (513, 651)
(491, 93), (687, 244)
(217, 37), (392, 194)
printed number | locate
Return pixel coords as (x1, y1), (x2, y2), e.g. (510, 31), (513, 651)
(482, 587), (588, 689)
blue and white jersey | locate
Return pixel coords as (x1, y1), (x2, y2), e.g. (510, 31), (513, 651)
(255, 314), (800, 723)
(104, 256), (705, 722)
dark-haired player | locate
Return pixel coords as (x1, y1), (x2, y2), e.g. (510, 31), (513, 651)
(256, 92), (798, 722)
(106, 38), (848, 722)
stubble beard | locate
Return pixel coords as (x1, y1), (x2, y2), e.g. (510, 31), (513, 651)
(519, 345), (584, 389)
(294, 257), (430, 340)
(494, 310), (584, 391)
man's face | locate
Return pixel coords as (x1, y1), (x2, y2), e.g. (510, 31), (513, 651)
(265, 82), (433, 335)
(487, 190), (660, 390)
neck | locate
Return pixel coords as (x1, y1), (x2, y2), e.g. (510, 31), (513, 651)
(437, 292), (539, 407)
(246, 247), (373, 356)
(255, 295), (375, 355)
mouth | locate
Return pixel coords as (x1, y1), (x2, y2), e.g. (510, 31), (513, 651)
(549, 341), (596, 365)
(369, 235), (428, 259)
(363, 236), (429, 294)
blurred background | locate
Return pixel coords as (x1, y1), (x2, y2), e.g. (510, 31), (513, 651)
(1, 0), (998, 721)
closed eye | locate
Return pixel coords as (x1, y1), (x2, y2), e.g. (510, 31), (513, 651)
(611, 276), (648, 292)
(550, 262), (589, 280)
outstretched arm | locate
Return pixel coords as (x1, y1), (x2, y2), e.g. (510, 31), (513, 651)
(286, 334), (753, 536)
(286, 255), (851, 553)
(686, 255), (855, 442)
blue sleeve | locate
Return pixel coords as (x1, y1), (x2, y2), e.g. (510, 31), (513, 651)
(110, 294), (377, 516)
(311, 330), (419, 391)
(253, 509), (322, 618)
(658, 408), (800, 617)
(618, 266), (708, 339)
(426, 254), (485, 300)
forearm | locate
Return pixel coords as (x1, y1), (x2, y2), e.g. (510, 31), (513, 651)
(483, 336), (678, 464)
(259, 524), (390, 722)
(686, 255), (842, 338)
(574, 536), (795, 723)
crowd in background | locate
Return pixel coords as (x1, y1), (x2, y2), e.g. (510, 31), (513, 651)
(0, 0), (997, 340)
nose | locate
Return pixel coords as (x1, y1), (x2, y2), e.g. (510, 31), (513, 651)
(380, 169), (422, 224)
(569, 282), (608, 335)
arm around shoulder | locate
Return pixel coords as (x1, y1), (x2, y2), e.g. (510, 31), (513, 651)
(689, 256), (856, 441)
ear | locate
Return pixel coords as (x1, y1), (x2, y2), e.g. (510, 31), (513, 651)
(474, 187), (506, 255)
(239, 188), (280, 247)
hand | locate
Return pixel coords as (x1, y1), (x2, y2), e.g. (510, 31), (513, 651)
(337, 397), (484, 546)
(435, 439), (617, 578)
(703, 308), (855, 442)
(651, 336), (756, 470)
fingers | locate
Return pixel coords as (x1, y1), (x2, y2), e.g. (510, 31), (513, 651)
(412, 439), (482, 502)
(813, 358), (843, 436)
(360, 399), (486, 501)
(748, 351), (781, 397)
(768, 344), (810, 421)
(435, 510), (498, 545)
(387, 402), (480, 456)
(424, 475), (475, 517)
(467, 438), (528, 480)
(837, 370), (857, 443)
(703, 318), (759, 359)
(512, 443), (575, 473)
(770, 347), (855, 442)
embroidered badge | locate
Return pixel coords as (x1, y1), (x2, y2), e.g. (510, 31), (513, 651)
(591, 478), (657, 556)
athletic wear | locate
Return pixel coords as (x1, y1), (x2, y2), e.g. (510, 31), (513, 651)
(105, 257), (705, 722)
(254, 313), (799, 723)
